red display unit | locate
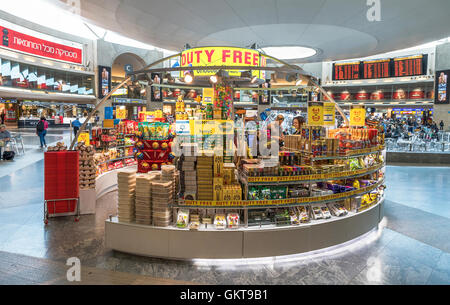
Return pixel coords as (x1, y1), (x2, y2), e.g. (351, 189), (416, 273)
(44, 151), (79, 223)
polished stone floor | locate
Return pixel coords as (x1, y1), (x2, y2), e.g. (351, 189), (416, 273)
(0, 149), (449, 284)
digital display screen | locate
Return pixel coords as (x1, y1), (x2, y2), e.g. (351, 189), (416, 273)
(393, 55), (425, 77)
(333, 62), (360, 80)
(435, 70), (450, 104)
(363, 59), (390, 79)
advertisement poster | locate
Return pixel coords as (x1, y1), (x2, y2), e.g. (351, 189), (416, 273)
(98, 66), (111, 99)
(350, 106), (366, 126)
(116, 107), (127, 119)
(323, 102), (335, 126)
(307, 101), (324, 126)
(435, 70), (450, 104)
(258, 79), (271, 105)
(150, 73), (163, 102)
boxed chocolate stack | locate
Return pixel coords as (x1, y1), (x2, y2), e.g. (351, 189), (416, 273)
(152, 180), (173, 227)
(197, 154), (214, 200)
(134, 173), (157, 225)
(117, 169), (136, 223)
(77, 142), (96, 190)
(181, 156), (197, 200)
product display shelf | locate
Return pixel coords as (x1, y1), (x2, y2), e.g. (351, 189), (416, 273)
(289, 145), (385, 161)
(241, 163), (385, 186)
(173, 179), (384, 210)
(98, 155), (135, 165)
(165, 197), (385, 231)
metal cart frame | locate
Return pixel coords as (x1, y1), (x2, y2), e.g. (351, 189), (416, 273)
(44, 197), (80, 225)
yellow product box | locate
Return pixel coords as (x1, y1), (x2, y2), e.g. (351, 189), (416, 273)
(232, 185), (242, 201)
(214, 156), (224, 177)
(213, 186), (223, 201)
(222, 187), (233, 201)
(223, 168), (232, 185)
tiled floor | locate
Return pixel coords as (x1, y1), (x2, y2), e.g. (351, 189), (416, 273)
(0, 150), (449, 284)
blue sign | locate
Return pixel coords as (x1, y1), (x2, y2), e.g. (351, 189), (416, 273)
(104, 107), (113, 120)
(124, 64), (133, 74)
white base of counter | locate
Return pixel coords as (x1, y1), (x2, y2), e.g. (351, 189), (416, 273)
(79, 166), (137, 215)
(105, 199), (384, 259)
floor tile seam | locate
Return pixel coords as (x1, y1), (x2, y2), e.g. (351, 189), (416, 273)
(386, 199), (450, 222)
(424, 252), (445, 285)
(386, 225), (450, 256)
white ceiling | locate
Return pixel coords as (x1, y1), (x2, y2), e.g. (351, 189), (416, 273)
(55, 0), (450, 62)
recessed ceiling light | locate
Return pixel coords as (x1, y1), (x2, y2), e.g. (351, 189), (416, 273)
(260, 46), (317, 60)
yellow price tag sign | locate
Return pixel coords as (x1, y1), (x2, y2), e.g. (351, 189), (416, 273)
(77, 132), (90, 146)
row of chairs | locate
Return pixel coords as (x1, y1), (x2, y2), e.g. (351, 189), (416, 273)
(6, 133), (25, 155)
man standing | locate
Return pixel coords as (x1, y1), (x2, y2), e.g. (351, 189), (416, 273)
(440, 120), (445, 131)
(0, 124), (11, 160)
(71, 117), (82, 137)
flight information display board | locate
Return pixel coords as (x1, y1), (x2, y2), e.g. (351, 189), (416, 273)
(362, 59), (390, 79)
(393, 55), (426, 77)
(333, 62), (360, 80)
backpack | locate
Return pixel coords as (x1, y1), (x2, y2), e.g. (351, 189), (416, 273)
(36, 120), (44, 132)
(3, 151), (15, 160)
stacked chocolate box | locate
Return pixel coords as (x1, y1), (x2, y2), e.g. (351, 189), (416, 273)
(151, 180), (173, 227)
(197, 154), (214, 200)
(134, 173), (157, 225)
(117, 169), (136, 223)
(181, 156), (197, 200)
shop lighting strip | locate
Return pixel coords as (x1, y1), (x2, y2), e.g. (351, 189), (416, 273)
(173, 179), (384, 209)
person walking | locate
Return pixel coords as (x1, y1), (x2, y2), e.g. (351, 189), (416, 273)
(71, 117), (82, 138)
(36, 117), (48, 148)
(0, 109), (5, 125)
(440, 120), (444, 131)
(0, 124), (11, 160)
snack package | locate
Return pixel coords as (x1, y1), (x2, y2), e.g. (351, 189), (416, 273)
(312, 206), (324, 220)
(248, 186), (260, 200)
(226, 213), (240, 229)
(289, 208), (300, 225)
(319, 204), (332, 219)
(176, 209), (189, 228)
(298, 206), (310, 223)
(214, 214), (226, 229)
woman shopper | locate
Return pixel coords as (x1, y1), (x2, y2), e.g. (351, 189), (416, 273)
(292, 116), (306, 135)
(36, 117), (48, 148)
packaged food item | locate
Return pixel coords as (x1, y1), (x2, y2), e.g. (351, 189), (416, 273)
(312, 206), (324, 220)
(289, 208), (300, 225)
(226, 213), (240, 229)
(298, 206), (310, 223)
(319, 204), (332, 219)
(214, 214), (226, 229)
(176, 209), (189, 228)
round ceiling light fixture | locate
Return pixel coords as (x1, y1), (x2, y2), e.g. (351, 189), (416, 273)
(260, 46), (317, 60)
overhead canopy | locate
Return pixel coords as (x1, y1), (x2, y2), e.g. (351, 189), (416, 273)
(55, 0), (450, 62)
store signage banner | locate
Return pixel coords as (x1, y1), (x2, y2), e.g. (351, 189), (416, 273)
(116, 107), (127, 119)
(0, 20), (83, 64)
(350, 106), (366, 126)
(180, 46), (265, 78)
(202, 88), (214, 104)
(98, 66), (111, 99)
(435, 70), (450, 104)
(307, 101), (324, 126)
(104, 107), (113, 120)
(150, 73), (162, 102)
(77, 132), (90, 146)
(258, 80), (271, 105)
(323, 102), (335, 126)
(1, 60), (10, 76)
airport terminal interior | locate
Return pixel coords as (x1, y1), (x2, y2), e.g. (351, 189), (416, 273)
(0, 0), (449, 286)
